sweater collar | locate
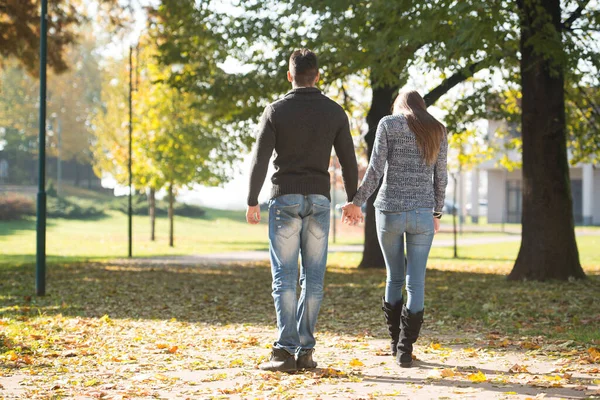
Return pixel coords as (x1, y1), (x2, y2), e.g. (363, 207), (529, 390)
(285, 87), (322, 96)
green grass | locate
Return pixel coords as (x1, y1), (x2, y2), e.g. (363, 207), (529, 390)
(0, 209), (267, 262)
(2, 209), (600, 273)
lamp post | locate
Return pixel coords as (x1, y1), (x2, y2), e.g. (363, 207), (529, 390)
(128, 45), (134, 258)
(36, 0), (48, 295)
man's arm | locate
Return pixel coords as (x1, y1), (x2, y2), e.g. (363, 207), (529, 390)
(333, 115), (358, 202)
(247, 106), (276, 223)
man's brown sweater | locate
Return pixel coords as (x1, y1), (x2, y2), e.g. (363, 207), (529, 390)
(247, 87), (358, 206)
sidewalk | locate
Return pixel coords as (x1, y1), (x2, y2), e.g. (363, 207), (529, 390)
(118, 234), (524, 265)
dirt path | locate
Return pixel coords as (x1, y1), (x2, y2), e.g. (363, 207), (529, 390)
(3, 333), (599, 399)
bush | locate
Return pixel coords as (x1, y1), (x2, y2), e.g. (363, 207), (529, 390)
(171, 202), (206, 218)
(109, 195), (205, 218)
(0, 194), (36, 220)
(47, 196), (106, 219)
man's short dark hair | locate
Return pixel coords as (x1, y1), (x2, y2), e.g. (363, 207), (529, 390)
(289, 49), (318, 86)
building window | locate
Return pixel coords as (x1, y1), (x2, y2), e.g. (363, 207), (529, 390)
(506, 180), (522, 223)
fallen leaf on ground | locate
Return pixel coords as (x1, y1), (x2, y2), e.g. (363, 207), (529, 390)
(509, 364), (529, 373)
(349, 358), (364, 367)
(467, 371), (487, 383)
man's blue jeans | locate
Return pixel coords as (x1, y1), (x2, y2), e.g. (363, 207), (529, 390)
(375, 207), (435, 313)
(268, 194), (330, 356)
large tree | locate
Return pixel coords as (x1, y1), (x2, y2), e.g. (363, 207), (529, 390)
(509, 0), (586, 280)
(154, 0), (599, 278)
(0, 0), (127, 73)
(152, 0), (493, 267)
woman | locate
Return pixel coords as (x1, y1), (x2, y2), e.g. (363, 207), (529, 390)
(343, 90), (448, 368)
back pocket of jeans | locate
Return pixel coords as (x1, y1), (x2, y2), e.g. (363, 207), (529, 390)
(415, 210), (434, 234)
(309, 203), (330, 239)
(272, 204), (301, 239)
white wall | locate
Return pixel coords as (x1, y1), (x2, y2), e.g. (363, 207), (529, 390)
(487, 170), (505, 223)
(486, 169), (522, 223)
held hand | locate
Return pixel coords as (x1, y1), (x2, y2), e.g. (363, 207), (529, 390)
(246, 205), (261, 225)
(341, 203), (364, 225)
(433, 217), (440, 234)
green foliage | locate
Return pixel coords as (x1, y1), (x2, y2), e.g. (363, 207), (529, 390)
(46, 196), (106, 219)
(0, 194), (35, 221)
(179, 0), (597, 159)
(46, 180), (58, 198)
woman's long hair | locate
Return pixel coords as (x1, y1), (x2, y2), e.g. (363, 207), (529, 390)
(392, 90), (446, 166)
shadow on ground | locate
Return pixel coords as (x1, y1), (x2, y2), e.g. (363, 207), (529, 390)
(1, 260), (599, 342)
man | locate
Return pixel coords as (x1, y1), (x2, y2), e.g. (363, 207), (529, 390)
(247, 48), (358, 372)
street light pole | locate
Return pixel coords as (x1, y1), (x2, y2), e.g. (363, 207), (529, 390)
(128, 46), (133, 258)
(36, 0), (48, 295)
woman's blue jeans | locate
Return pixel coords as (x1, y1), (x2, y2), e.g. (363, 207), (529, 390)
(268, 194), (330, 356)
(375, 207), (434, 313)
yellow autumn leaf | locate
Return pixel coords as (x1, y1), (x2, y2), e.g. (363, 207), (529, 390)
(99, 315), (112, 324)
(349, 358), (364, 367)
(229, 358), (244, 367)
(430, 343), (442, 350)
(467, 371), (487, 383)
(156, 343), (169, 349)
(84, 378), (100, 387)
(441, 368), (456, 377)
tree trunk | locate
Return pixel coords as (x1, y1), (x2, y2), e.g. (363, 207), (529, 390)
(149, 187), (156, 241)
(168, 183), (174, 247)
(359, 83), (398, 269)
(508, 0), (585, 281)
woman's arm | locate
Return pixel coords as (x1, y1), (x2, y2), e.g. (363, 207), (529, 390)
(433, 132), (448, 213)
(351, 119), (388, 207)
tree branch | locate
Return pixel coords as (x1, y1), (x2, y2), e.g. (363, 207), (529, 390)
(423, 60), (487, 107)
(562, 0), (590, 31)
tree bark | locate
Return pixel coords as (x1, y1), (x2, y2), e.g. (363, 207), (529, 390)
(149, 187), (156, 242)
(508, 0), (585, 281)
(168, 183), (174, 247)
(359, 83), (398, 269)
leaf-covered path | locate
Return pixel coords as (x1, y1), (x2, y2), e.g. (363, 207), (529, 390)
(1, 260), (599, 399)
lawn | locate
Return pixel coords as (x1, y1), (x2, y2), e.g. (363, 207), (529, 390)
(2, 208), (598, 267)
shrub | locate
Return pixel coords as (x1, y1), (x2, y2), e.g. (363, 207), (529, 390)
(0, 194), (36, 220)
(109, 195), (205, 218)
(46, 196), (106, 219)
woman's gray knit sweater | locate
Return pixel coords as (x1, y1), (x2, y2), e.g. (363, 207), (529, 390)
(352, 114), (448, 213)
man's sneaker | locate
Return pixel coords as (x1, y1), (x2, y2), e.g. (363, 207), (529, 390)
(259, 348), (297, 372)
(296, 349), (317, 370)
